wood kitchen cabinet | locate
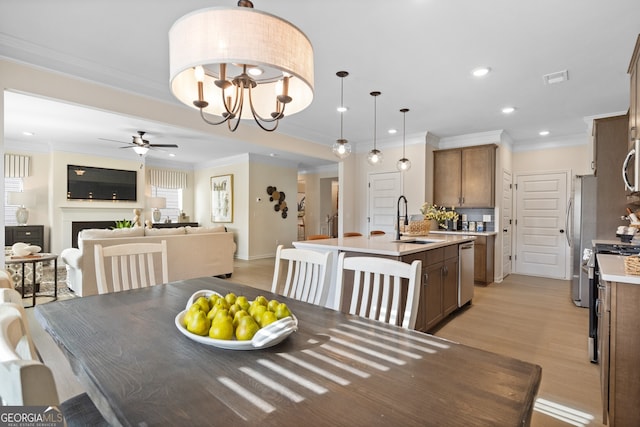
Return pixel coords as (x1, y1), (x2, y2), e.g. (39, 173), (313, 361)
(599, 278), (640, 426)
(405, 244), (459, 332)
(474, 235), (495, 285)
(433, 144), (497, 208)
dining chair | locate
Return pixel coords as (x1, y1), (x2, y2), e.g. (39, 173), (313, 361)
(335, 252), (422, 330)
(370, 230), (386, 236)
(271, 245), (333, 306)
(0, 288), (38, 360)
(343, 232), (363, 237)
(307, 234), (331, 240)
(0, 303), (108, 425)
(94, 240), (169, 294)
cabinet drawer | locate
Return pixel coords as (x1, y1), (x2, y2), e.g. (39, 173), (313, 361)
(424, 248), (444, 265)
(15, 229), (42, 241)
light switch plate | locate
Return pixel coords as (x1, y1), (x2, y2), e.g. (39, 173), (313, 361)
(482, 215), (491, 222)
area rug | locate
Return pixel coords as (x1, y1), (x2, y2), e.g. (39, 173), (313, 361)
(15, 265), (76, 305)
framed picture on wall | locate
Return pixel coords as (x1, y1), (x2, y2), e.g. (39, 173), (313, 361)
(211, 174), (233, 223)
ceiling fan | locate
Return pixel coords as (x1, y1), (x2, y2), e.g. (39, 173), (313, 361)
(99, 131), (179, 155)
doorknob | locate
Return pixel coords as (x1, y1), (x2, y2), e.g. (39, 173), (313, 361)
(559, 229), (565, 233)
(503, 229), (508, 232)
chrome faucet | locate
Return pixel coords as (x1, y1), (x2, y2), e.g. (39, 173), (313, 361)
(396, 195), (408, 240)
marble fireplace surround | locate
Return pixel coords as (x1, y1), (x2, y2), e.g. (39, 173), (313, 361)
(60, 206), (141, 250)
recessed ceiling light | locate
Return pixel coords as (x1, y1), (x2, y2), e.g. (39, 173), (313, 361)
(539, 130), (550, 136)
(270, 153), (278, 157)
(388, 129), (397, 135)
(472, 67), (491, 77)
(337, 106), (348, 113)
(22, 131), (34, 136)
(501, 107), (516, 114)
(169, 153), (176, 157)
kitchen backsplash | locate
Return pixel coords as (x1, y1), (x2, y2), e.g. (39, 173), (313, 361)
(455, 208), (495, 232)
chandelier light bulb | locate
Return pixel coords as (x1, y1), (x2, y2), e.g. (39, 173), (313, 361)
(332, 70), (351, 159)
(367, 91), (382, 166)
(367, 149), (383, 165)
(396, 108), (411, 172)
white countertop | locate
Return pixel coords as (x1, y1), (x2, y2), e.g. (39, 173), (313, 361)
(597, 254), (640, 285)
(430, 230), (498, 237)
(294, 234), (476, 256)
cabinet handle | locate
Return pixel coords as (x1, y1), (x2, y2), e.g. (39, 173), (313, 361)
(423, 273), (428, 285)
(442, 266), (448, 276)
(595, 299), (601, 317)
(25, 232), (31, 235)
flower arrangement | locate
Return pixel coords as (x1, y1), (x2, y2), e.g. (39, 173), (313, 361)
(420, 203), (459, 226)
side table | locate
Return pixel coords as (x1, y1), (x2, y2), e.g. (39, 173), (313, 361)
(5, 253), (58, 308)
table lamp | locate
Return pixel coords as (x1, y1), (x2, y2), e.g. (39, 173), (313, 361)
(7, 191), (36, 226)
(147, 196), (166, 223)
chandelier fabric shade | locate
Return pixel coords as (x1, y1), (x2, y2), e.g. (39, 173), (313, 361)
(169, 5), (314, 131)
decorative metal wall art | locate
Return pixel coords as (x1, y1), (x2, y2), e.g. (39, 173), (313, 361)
(267, 186), (289, 219)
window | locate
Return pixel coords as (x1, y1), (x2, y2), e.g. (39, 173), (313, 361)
(4, 178), (23, 226)
(151, 186), (182, 222)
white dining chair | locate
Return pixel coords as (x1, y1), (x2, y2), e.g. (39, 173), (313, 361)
(0, 301), (108, 424)
(0, 288), (38, 360)
(95, 240), (169, 294)
(271, 245), (333, 306)
(335, 253), (422, 330)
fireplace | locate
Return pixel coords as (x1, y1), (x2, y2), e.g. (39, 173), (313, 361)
(71, 221), (118, 248)
(59, 206), (140, 254)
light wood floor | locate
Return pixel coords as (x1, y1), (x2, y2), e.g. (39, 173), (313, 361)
(26, 261), (604, 426)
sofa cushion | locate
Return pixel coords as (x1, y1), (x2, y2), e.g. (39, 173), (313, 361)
(185, 226), (226, 234)
(81, 228), (145, 239)
(144, 227), (186, 236)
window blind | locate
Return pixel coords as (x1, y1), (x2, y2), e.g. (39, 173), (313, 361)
(149, 169), (187, 189)
(4, 154), (31, 178)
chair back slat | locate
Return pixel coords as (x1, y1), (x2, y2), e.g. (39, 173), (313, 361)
(271, 245), (333, 306)
(95, 240), (169, 294)
(335, 253), (422, 330)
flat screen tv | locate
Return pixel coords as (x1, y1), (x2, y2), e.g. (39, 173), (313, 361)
(67, 165), (137, 201)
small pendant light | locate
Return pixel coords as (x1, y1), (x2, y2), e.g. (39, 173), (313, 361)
(396, 108), (411, 171)
(331, 71), (351, 159)
(367, 91), (383, 166)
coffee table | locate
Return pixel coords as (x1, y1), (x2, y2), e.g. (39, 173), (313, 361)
(5, 252), (58, 307)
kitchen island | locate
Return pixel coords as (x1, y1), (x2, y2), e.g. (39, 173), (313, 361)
(431, 229), (498, 285)
(294, 234), (475, 332)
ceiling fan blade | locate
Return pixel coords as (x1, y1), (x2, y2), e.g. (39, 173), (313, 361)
(99, 137), (129, 144)
(149, 144), (179, 148)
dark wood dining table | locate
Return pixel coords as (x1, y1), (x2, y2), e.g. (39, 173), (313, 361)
(35, 276), (541, 427)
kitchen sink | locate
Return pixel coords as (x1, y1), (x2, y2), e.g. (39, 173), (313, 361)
(392, 238), (444, 244)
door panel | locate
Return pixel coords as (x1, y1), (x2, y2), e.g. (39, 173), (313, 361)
(369, 172), (401, 234)
(515, 171), (569, 279)
(502, 169), (513, 277)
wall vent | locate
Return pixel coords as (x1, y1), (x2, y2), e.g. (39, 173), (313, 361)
(543, 70), (569, 85)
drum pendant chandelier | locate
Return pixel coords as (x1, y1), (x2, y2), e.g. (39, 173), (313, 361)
(168, 0), (314, 132)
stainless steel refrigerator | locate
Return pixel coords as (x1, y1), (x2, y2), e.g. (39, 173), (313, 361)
(570, 175), (597, 308)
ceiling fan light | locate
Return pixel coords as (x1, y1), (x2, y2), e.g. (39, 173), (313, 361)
(133, 146), (149, 155)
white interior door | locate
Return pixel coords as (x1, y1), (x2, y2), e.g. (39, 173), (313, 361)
(502, 169), (513, 278)
(368, 172), (401, 235)
(515, 171), (569, 279)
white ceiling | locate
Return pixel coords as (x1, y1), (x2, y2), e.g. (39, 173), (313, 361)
(1, 0), (639, 169)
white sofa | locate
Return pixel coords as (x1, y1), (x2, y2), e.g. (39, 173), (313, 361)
(61, 226), (236, 297)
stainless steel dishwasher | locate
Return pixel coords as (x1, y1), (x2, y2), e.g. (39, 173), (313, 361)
(458, 242), (475, 307)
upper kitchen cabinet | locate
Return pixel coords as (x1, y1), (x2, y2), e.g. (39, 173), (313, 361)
(433, 144), (497, 208)
(629, 34), (640, 150)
